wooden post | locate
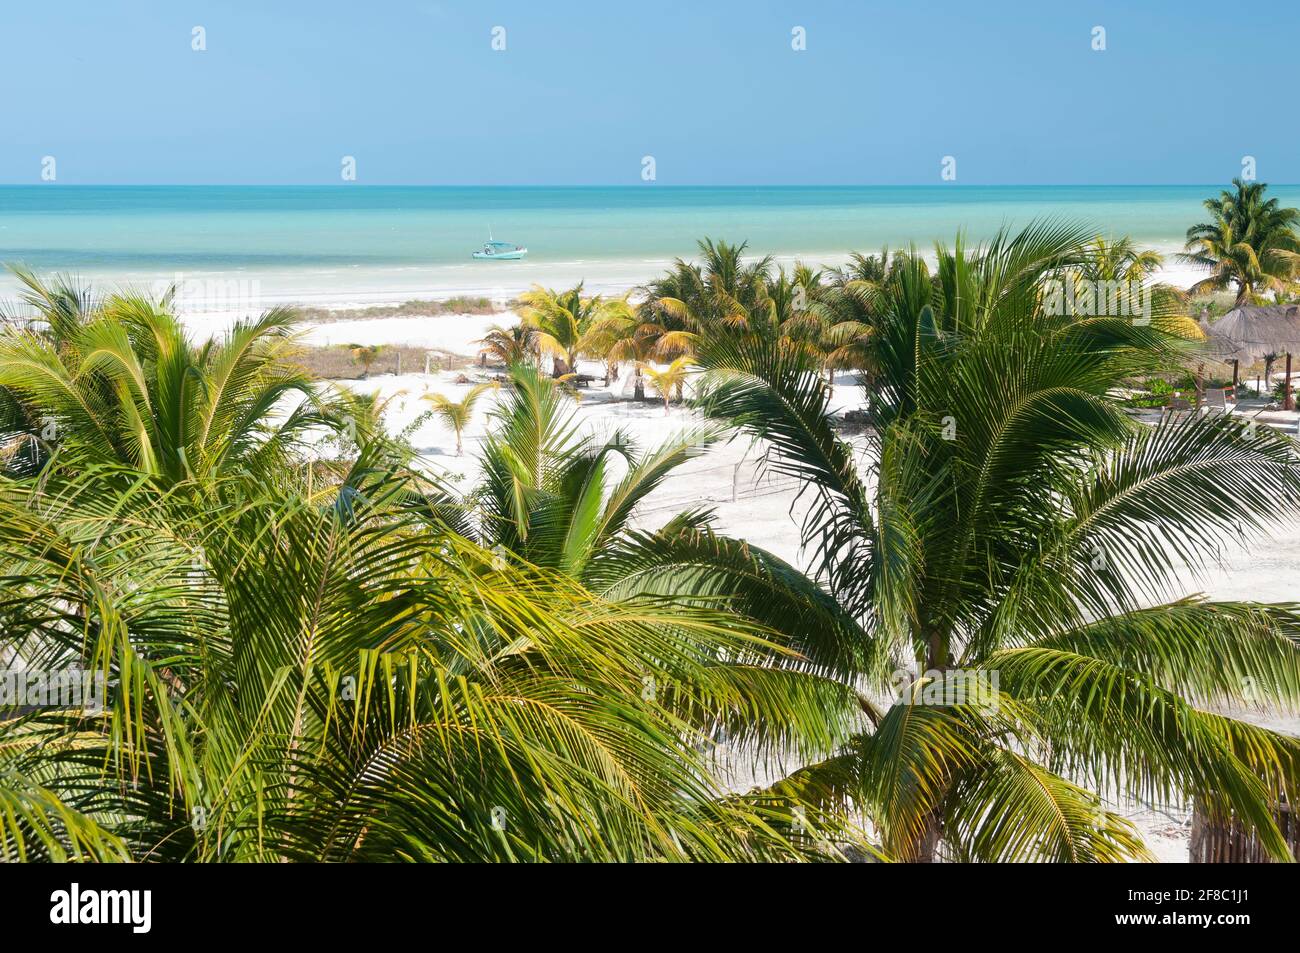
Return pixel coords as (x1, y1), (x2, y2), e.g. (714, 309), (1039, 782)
(1287, 353), (1295, 411)
(424, 352), (431, 376)
(1232, 359), (1239, 393)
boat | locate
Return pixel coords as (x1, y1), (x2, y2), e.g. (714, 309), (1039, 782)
(472, 238), (528, 260)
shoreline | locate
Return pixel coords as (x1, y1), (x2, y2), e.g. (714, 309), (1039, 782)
(0, 242), (1207, 323)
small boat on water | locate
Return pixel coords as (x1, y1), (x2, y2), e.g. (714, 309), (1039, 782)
(472, 238), (528, 260)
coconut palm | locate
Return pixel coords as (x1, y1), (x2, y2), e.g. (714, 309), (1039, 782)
(0, 457), (863, 862)
(762, 264), (818, 342)
(695, 223), (1300, 861)
(317, 384), (418, 467)
(640, 239), (773, 339)
(775, 261), (881, 383)
(827, 247), (896, 287)
(811, 284), (877, 381)
(464, 363), (713, 574)
(0, 293), (324, 487)
(1079, 235), (1165, 283)
(518, 284), (625, 378)
(766, 263), (876, 382)
(626, 240), (780, 393)
(449, 365), (866, 679)
(585, 303), (663, 399)
(1183, 179), (1300, 305)
(641, 358), (693, 414)
(422, 381), (498, 455)
(349, 343), (383, 378)
(0, 267), (104, 475)
(476, 323), (535, 367)
(1056, 236), (1190, 329)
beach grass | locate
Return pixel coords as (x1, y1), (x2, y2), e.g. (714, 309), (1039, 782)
(287, 342), (474, 379)
(293, 296), (500, 324)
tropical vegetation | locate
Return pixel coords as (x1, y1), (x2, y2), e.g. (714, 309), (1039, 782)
(5, 204), (1300, 863)
(1183, 178), (1300, 305)
(422, 380), (498, 455)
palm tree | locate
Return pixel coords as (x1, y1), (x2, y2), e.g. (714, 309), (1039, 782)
(810, 283), (877, 382)
(1071, 235), (1189, 330)
(776, 260), (881, 384)
(1082, 234), (1160, 278)
(826, 247), (895, 287)
(1183, 179), (1300, 305)
(518, 284), (624, 378)
(423, 381), (498, 454)
(320, 384), (415, 464)
(767, 262), (876, 383)
(0, 292), (324, 487)
(695, 223), (1300, 861)
(349, 343), (383, 378)
(463, 363), (712, 574)
(0, 285), (860, 863)
(476, 323), (534, 367)
(640, 239), (773, 338)
(641, 357), (693, 414)
(585, 301), (662, 399)
(0, 457), (862, 861)
(436, 365), (873, 775)
(0, 267), (104, 475)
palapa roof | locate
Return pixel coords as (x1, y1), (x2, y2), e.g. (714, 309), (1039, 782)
(1197, 316), (1246, 362)
(1207, 305), (1300, 362)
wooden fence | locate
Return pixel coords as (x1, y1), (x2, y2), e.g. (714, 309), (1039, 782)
(1190, 798), (1300, 862)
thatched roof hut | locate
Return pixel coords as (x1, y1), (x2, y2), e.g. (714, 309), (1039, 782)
(1211, 306), (1300, 363)
(1197, 316), (1246, 362)
(1211, 305), (1300, 408)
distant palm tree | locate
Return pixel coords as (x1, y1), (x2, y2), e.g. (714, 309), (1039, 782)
(1081, 235), (1165, 282)
(466, 364), (716, 574)
(476, 323), (534, 366)
(771, 263), (877, 383)
(826, 247), (895, 286)
(640, 239), (772, 342)
(518, 284), (623, 377)
(1183, 179), (1300, 305)
(584, 301), (661, 399)
(349, 343), (384, 378)
(321, 384), (412, 462)
(423, 381), (498, 454)
(1068, 235), (1189, 328)
(641, 357), (693, 414)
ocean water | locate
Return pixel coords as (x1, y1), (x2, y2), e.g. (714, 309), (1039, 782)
(2, 185), (1295, 307)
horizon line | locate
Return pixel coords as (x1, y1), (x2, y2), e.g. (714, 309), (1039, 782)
(2, 182), (1293, 189)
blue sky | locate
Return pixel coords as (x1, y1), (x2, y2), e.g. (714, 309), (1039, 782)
(3, 0), (1296, 185)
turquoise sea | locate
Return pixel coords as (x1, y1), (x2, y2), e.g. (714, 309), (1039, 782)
(3, 185), (1295, 306)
